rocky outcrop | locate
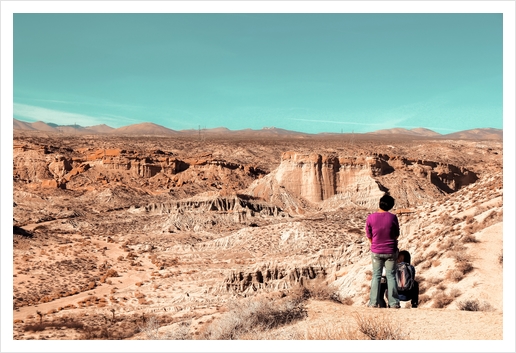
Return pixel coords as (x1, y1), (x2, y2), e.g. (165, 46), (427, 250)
(221, 236), (369, 295)
(144, 195), (280, 215)
(13, 144), (268, 195)
(246, 152), (478, 210)
(142, 195), (286, 232)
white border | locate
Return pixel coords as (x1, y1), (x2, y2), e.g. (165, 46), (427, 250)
(2, 1), (514, 352)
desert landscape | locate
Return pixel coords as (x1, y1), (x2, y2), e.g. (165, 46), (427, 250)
(10, 120), (506, 347)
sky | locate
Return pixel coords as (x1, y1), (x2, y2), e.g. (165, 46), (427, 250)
(12, 12), (503, 134)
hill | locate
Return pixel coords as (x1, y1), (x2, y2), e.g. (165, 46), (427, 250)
(12, 118), (502, 141)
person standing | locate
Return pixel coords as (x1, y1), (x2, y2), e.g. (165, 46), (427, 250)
(365, 194), (400, 308)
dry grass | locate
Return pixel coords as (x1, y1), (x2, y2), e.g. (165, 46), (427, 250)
(447, 270), (464, 282)
(350, 312), (410, 340)
(236, 312), (409, 340)
(199, 295), (307, 340)
(298, 279), (345, 303)
(431, 292), (455, 308)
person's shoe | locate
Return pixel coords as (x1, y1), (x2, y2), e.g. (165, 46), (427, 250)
(412, 305), (418, 308)
(389, 304), (401, 309)
(367, 303), (379, 308)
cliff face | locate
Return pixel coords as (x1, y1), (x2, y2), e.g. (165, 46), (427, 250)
(247, 152), (477, 210)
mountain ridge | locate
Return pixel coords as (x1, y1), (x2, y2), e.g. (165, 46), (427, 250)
(12, 118), (502, 140)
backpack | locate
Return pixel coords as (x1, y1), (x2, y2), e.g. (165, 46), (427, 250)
(395, 262), (415, 291)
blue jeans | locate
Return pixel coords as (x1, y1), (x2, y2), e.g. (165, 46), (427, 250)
(370, 252), (399, 307)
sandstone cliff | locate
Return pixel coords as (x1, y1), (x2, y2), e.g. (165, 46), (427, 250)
(245, 152), (478, 211)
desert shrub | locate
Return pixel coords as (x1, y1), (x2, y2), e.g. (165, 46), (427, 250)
(418, 294), (430, 306)
(269, 314), (410, 340)
(431, 259), (441, 267)
(463, 215), (473, 224)
(457, 299), (495, 312)
(461, 233), (479, 243)
(417, 280), (428, 295)
(426, 277), (442, 285)
(447, 270), (464, 282)
(138, 316), (192, 340)
(351, 312), (409, 340)
(436, 283), (447, 291)
(24, 319), (85, 332)
(431, 292), (454, 308)
(498, 251), (503, 265)
(300, 279), (342, 303)
(450, 250), (471, 263)
(456, 260), (474, 274)
(449, 288), (462, 298)
(438, 237), (454, 250)
(426, 250), (438, 259)
(200, 296), (307, 340)
(412, 257), (424, 267)
(419, 260), (432, 270)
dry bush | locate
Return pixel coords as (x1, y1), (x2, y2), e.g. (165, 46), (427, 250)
(419, 260), (432, 270)
(418, 294), (430, 306)
(450, 250), (471, 263)
(431, 259), (441, 267)
(200, 296), (307, 340)
(300, 279), (342, 303)
(465, 215), (476, 224)
(461, 233), (479, 243)
(449, 288), (462, 298)
(426, 250), (438, 259)
(438, 238), (454, 250)
(252, 313), (410, 340)
(351, 312), (410, 340)
(456, 260), (474, 275)
(288, 324), (356, 340)
(426, 277), (443, 285)
(432, 292), (454, 308)
(436, 283), (447, 291)
(457, 299), (495, 312)
(447, 270), (464, 282)
(24, 319), (84, 332)
(412, 257), (424, 267)
(138, 316), (192, 340)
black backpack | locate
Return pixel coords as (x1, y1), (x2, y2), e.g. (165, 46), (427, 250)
(395, 262), (415, 291)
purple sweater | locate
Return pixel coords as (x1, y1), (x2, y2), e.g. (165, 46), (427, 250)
(365, 211), (400, 254)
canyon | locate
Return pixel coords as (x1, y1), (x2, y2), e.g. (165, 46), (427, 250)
(9, 127), (504, 344)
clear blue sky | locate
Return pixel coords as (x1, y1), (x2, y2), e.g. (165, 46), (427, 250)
(13, 13), (502, 134)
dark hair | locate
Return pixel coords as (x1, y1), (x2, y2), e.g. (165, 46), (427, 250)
(379, 194), (395, 211)
(399, 250), (411, 264)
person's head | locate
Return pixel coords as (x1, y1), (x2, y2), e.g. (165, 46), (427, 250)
(379, 194), (395, 211)
(398, 250), (411, 264)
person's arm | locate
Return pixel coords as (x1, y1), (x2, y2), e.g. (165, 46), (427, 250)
(393, 215), (400, 239)
(365, 217), (373, 245)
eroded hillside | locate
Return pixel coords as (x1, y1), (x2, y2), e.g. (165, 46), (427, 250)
(12, 132), (503, 340)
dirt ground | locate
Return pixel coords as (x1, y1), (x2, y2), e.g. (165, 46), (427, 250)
(5, 131), (513, 352)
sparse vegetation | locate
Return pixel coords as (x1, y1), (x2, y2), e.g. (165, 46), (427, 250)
(199, 295), (307, 340)
(432, 292), (454, 308)
(457, 299), (495, 312)
(12, 134), (503, 340)
(351, 312), (409, 340)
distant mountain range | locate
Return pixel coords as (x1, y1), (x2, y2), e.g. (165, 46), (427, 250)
(12, 118), (503, 140)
